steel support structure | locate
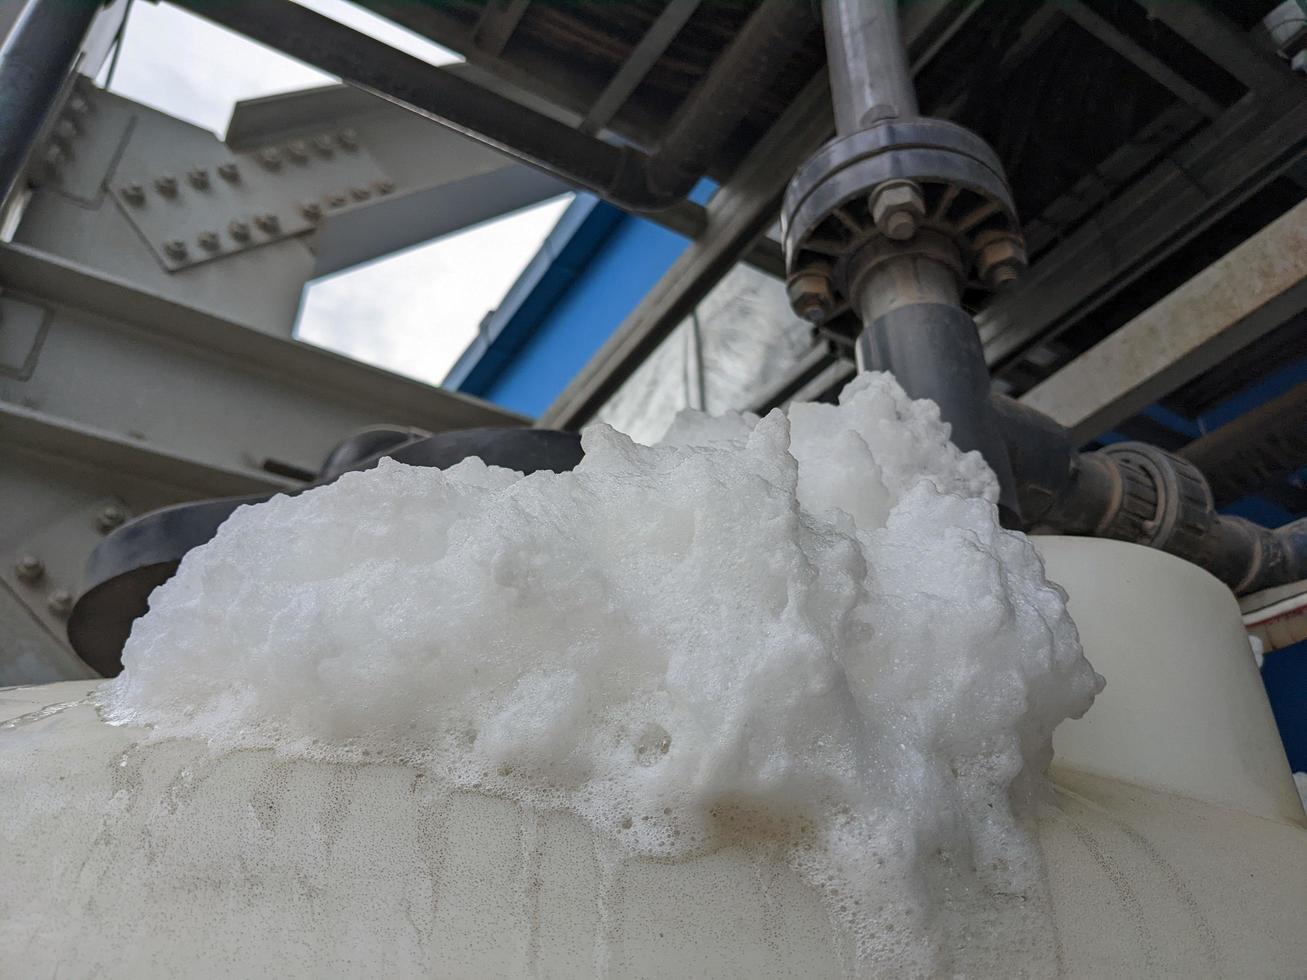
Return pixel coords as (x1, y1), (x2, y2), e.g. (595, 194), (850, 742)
(169, 0), (812, 213)
(980, 83), (1307, 375)
(1019, 198), (1307, 443)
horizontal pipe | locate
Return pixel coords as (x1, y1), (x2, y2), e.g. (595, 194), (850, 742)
(992, 398), (1307, 595)
(169, 0), (810, 212)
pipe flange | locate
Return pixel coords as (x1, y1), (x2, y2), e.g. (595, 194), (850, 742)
(781, 118), (1024, 318)
(1100, 442), (1214, 551)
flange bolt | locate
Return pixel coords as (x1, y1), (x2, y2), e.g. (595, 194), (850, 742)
(869, 180), (925, 242)
(975, 233), (1027, 291)
(787, 268), (835, 324)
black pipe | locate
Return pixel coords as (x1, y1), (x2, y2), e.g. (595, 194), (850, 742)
(0, 0), (100, 207)
(169, 0), (811, 213)
(859, 302), (1020, 524)
(992, 397), (1307, 595)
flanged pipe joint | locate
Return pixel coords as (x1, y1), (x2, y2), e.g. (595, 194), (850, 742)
(782, 0), (1026, 521)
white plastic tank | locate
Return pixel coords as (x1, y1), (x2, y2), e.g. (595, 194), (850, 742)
(2, 537), (1305, 977)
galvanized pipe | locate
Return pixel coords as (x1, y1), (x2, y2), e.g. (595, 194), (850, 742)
(170, 0), (810, 213)
(822, 0), (918, 134)
(0, 0), (100, 207)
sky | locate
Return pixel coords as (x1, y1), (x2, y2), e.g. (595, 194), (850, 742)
(102, 0), (571, 386)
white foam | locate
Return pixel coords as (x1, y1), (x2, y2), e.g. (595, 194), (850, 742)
(100, 371), (1102, 975)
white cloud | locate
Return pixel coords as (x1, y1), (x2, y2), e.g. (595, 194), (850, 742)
(103, 1), (564, 390)
(296, 195), (573, 385)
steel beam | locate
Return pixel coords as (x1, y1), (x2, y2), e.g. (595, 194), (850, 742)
(1021, 102), (1203, 258)
(0, 402), (292, 498)
(1133, 0), (1286, 94)
(581, 0), (702, 136)
(1062, 1), (1223, 119)
(0, 241), (526, 433)
(541, 73), (834, 429)
(979, 84), (1307, 371)
(1019, 198), (1307, 444)
(473, 0), (530, 58)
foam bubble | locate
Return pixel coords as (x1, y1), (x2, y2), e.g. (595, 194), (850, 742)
(100, 371), (1102, 975)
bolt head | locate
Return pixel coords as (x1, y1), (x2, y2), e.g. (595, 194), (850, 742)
(228, 219), (251, 242)
(327, 193), (348, 208)
(163, 238), (188, 259)
(197, 230), (220, 251)
(786, 270), (834, 324)
(217, 162), (240, 182)
(975, 235), (1027, 291)
(255, 212), (280, 233)
(337, 129), (359, 150)
(14, 555), (44, 584)
(258, 147), (282, 170)
(350, 186), (372, 202)
(54, 118), (79, 142)
(300, 201), (323, 221)
(313, 134), (335, 156)
(870, 181), (925, 242)
(154, 174), (178, 197)
(96, 504), (127, 532)
(66, 95), (89, 116)
(374, 179), (395, 195)
(121, 183), (145, 204)
(187, 167), (210, 189)
(47, 589), (74, 617)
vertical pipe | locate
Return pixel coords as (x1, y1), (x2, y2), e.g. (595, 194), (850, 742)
(0, 0), (99, 207)
(854, 257), (1020, 523)
(821, 0), (918, 134)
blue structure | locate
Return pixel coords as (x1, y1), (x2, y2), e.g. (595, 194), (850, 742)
(443, 194), (693, 418)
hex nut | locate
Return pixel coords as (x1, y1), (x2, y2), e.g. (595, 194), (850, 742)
(300, 201), (323, 222)
(313, 134), (335, 156)
(163, 238), (188, 260)
(66, 95), (89, 116)
(14, 555), (44, 584)
(96, 504), (127, 532)
(228, 219), (251, 242)
(258, 147), (282, 170)
(197, 230), (220, 251)
(327, 193), (348, 208)
(287, 140), (309, 162)
(154, 174), (179, 198)
(374, 179), (395, 195)
(786, 270), (834, 324)
(47, 589), (74, 618)
(217, 162), (240, 182)
(121, 182), (145, 205)
(975, 235), (1027, 291)
(350, 186), (372, 202)
(337, 128), (359, 150)
(869, 181), (925, 242)
(187, 167), (210, 189)
(255, 212), (280, 234)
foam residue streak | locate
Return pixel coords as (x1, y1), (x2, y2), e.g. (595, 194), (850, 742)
(100, 372), (1103, 977)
